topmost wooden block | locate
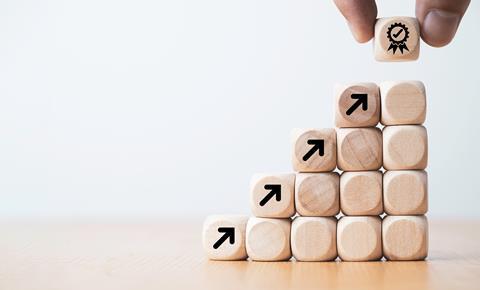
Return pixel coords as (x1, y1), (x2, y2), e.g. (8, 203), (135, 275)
(374, 17), (420, 62)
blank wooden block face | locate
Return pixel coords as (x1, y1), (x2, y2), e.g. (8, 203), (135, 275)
(337, 216), (382, 261)
(383, 215), (428, 261)
(291, 217), (337, 261)
(384, 170), (428, 215)
(337, 128), (382, 171)
(340, 171), (383, 216)
(295, 173), (340, 217)
(374, 17), (420, 62)
(335, 83), (380, 128)
(246, 217), (291, 261)
(203, 215), (249, 260)
(250, 173), (295, 218)
(292, 128), (337, 172)
(383, 125), (428, 170)
(380, 81), (426, 125)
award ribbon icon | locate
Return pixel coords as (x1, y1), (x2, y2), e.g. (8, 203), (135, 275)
(386, 23), (410, 54)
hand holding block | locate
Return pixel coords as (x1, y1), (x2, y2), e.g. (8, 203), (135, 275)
(292, 128), (337, 172)
(335, 83), (380, 128)
(383, 125), (428, 170)
(374, 17), (420, 62)
(384, 170), (428, 215)
(340, 171), (383, 216)
(250, 173), (295, 218)
(380, 81), (426, 125)
(291, 217), (337, 261)
(383, 215), (428, 261)
(337, 216), (382, 261)
(295, 173), (340, 217)
(203, 215), (249, 260)
(246, 217), (291, 261)
(337, 128), (383, 171)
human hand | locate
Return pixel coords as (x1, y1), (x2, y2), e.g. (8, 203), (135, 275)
(333, 0), (471, 47)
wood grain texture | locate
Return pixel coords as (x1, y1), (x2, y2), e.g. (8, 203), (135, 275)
(383, 216), (428, 261)
(291, 128), (337, 172)
(246, 217), (291, 261)
(250, 173), (295, 218)
(380, 81), (426, 125)
(383, 125), (428, 170)
(203, 215), (249, 260)
(295, 173), (340, 217)
(337, 128), (383, 171)
(340, 171), (383, 216)
(0, 220), (480, 290)
(334, 82), (380, 128)
(374, 17), (420, 62)
(291, 217), (337, 262)
(337, 216), (382, 262)
(384, 170), (428, 215)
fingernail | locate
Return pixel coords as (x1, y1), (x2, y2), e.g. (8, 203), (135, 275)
(423, 9), (461, 47)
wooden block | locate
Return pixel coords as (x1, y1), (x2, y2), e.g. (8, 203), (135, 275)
(250, 173), (295, 218)
(202, 215), (249, 260)
(380, 81), (426, 125)
(292, 128), (337, 172)
(246, 217), (291, 261)
(383, 215), (428, 261)
(337, 216), (382, 261)
(295, 173), (340, 217)
(374, 17), (420, 62)
(383, 125), (428, 170)
(291, 217), (337, 261)
(337, 128), (382, 171)
(384, 170), (428, 215)
(340, 171), (383, 216)
(334, 83), (380, 128)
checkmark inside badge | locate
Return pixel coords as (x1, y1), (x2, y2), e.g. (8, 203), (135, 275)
(393, 29), (403, 38)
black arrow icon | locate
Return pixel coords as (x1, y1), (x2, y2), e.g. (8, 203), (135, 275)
(346, 93), (368, 116)
(259, 184), (281, 206)
(213, 227), (235, 249)
(302, 139), (324, 161)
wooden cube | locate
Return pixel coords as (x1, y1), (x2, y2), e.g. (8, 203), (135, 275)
(337, 216), (382, 261)
(382, 215), (428, 261)
(380, 81), (426, 125)
(374, 17), (420, 62)
(335, 83), (380, 128)
(292, 128), (337, 172)
(250, 173), (295, 218)
(295, 173), (340, 217)
(384, 170), (428, 215)
(383, 125), (428, 170)
(246, 217), (291, 261)
(340, 171), (383, 216)
(291, 217), (337, 261)
(337, 128), (382, 171)
(202, 215), (249, 260)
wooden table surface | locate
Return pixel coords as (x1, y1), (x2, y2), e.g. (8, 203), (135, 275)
(1, 219), (479, 290)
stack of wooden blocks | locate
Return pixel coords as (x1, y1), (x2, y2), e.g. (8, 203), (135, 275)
(203, 80), (428, 262)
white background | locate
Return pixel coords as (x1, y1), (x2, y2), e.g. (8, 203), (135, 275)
(0, 0), (479, 219)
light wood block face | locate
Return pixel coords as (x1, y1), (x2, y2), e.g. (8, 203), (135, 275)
(383, 215), (428, 261)
(202, 215), (249, 260)
(292, 128), (337, 172)
(380, 81), (426, 125)
(295, 173), (340, 217)
(291, 217), (337, 261)
(384, 170), (428, 215)
(374, 17), (420, 62)
(337, 128), (383, 171)
(340, 171), (383, 216)
(335, 83), (380, 128)
(250, 173), (295, 218)
(337, 216), (382, 261)
(246, 217), (292, 261)
(383, 125), (428, 170)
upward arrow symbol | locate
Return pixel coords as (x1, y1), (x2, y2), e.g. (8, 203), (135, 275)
(302, 139), (325, 161)
(259, 184), (281, 206)
(346, 93), (368, 115)
(213, 227), (235, 249)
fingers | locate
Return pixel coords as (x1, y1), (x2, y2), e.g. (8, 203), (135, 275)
(416, 0), (471, 47)
(333, 0), (378, 43)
